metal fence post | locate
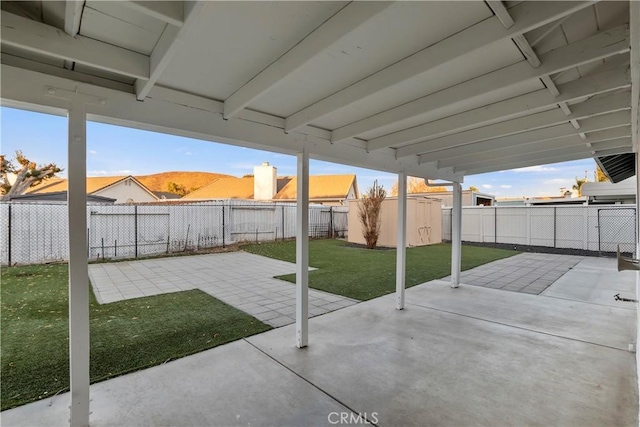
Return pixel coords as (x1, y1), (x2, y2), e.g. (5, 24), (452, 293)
(222, 205), (226, 248)
(329, 206), (334, 238)
(134, 205), (138, 258)
(553, 207), (557, 248)
(282, 205), (286, 241)
(7, 204), (12, 266)
(494, 207), (497, 244)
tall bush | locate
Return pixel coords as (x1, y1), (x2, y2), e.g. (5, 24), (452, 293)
(357, 180), (386, 249)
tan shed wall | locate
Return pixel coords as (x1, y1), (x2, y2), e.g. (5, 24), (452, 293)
(348, 197), (442, 248)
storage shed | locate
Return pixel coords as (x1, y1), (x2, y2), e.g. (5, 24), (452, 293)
(348, 196), (442, 248)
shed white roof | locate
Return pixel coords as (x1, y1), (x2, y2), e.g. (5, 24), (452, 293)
(582, 176), (637, 197)
(1, 1), (638, 181)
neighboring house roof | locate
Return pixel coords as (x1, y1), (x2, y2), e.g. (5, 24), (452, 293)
(182, 174), (358, 201)
(27, 175), (159, 200)
(183, 177), (254, 200)
(135, 171), (233, 193)
(27, 176), (126, 194)
(273, 175), (358, 200)
(8, 191), (116, 204)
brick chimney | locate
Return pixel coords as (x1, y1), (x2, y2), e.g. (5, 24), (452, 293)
(254, 162), (277, 200)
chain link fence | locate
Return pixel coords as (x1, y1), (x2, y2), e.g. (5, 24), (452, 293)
(443, 205), (637, 257)
(1, 201), (348, 265)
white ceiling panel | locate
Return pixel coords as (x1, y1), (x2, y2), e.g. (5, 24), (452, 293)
(310, 38), (524, 131)
(532, 26), (568, 55)
(595, 1), (629, 30)
(553, 68), (582, 85)
(85, 1), (167, 34)
(80, 5), (165, 55)
(249, 1), (492, 117)
(157, 1), (347, 100)
(356, 79), (546, 141)
(41, 1), (65, 28)
(561, 6), (598, 44)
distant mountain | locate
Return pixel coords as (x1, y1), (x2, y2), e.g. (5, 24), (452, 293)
(135, 171), (233, 195)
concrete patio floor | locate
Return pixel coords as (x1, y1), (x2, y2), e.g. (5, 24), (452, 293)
(88, 252), (357, 327)
(3, 256), (636, 427)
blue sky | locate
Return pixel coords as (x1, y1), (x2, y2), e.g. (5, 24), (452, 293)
(1, 106), (598, 198)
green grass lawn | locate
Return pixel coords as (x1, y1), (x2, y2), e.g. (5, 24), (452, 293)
(243, 239), (519, 300)
(1, 264), (270, 411)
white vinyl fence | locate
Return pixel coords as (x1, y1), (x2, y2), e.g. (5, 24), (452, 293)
(442, 205), (637, 254)
(1, 201), (348, 265)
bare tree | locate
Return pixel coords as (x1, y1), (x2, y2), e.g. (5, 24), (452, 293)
(1, 151), (62, 200)
(358, 180), (386, 249)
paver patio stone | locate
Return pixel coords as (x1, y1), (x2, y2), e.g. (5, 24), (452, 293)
(444, 253), (584, 295)
(88, 251), (357, 327)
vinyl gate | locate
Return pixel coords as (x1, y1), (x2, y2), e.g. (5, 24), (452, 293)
(597, 208), (636, 255)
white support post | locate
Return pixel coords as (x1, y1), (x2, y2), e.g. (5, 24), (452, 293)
(296, 147), (309, 348)
(68, 100), (89, 427)
(451, 182), (462, 288)
(396, 171), (407, 310)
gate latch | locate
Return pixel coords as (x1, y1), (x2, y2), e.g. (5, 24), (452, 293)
(614, 293), (638, 303)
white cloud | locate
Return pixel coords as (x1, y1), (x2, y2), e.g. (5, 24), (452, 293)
(482, 184), (492, 189)
(185, 151), (192, 156)
(511, 165), (559, 173)
(500, 185), (512, 189)
(88, 150), (97, 155)
(543, 178), (572, 185)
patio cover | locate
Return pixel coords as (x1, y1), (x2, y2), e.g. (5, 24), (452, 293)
(1, 1), (639, 426)
(1, 1), (638, 178)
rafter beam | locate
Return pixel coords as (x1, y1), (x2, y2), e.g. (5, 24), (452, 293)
(438, 126), (631, 169)
(223, 1), (393, 120)
(495, 1), (594, 146)
(0, 63), (463, 183)
(485, 1), (514, 28)
(333, 24), (629, 143)
(284, 0), (596, 133)
(461, 140), (633, 175)
(62, 0), (85, 70)
(135, 1), (205, 101)
(540, 75), (560, 95)
(123, 1), (184, 27)
(367, 67), (630, 151)
(487, 1), (542, 68)
(0, 11), (149, 79)
(395, 91), (630, 158)
(64, 0), (83, 36)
